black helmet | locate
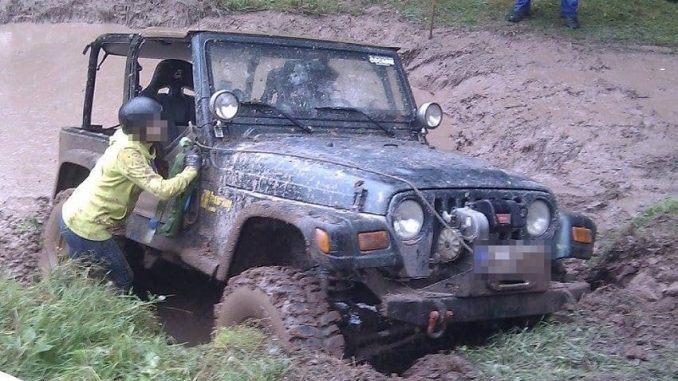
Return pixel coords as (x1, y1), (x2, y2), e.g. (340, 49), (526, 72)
(118, 96), (163, 134)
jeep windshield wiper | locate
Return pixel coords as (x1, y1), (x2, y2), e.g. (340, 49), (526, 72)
(314, 106), (395, 137)
(241, 101), (313, 133)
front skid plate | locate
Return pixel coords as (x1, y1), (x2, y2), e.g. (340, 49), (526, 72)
(382, 282), (590, 326)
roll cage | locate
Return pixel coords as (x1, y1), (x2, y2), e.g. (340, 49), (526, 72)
(81, 30), (416, 145)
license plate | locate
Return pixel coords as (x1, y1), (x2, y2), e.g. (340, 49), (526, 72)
(474, 240), (549, 274)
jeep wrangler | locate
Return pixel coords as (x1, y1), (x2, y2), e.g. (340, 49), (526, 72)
(41, 30), (596, 358)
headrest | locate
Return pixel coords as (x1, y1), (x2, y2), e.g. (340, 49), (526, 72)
(143, 59), (193, 96)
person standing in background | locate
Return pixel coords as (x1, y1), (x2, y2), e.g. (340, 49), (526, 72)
(508, 0), (580, 29)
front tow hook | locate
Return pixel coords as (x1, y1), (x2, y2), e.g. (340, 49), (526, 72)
(426, 306), (453, 339)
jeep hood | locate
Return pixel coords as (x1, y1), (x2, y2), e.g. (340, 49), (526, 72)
(213, 135), (550, 214)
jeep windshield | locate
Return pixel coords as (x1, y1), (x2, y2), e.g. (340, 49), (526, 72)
(206, 40), (414, 125)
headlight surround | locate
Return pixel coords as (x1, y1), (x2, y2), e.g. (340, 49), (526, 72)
(526, 200), (551, 236)
(393, 200), (424, 240)
(416, 102), (443, 129)
(209, 90), (240, 121)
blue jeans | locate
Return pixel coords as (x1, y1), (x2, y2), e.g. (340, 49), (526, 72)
(59, 216), (133, 290)
(513, 0), (578, 18)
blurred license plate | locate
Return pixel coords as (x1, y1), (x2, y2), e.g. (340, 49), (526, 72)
(474, 240), (549, 274)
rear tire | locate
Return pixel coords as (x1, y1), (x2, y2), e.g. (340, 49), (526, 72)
(214, 266), (345, 357)
(39, 188), (74, 275)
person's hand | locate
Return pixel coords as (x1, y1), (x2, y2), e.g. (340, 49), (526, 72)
(184, 148), (201, 170)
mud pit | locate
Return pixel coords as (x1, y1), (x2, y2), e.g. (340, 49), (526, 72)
(1, 3), (677, 379)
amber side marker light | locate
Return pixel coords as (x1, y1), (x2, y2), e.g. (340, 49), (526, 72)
(572, 226), (593, 244)
(358, 231), (389, 252)
(315, 228), (331, 254)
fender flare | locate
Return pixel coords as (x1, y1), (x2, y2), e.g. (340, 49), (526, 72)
(214, 200), (344, 281)
(59, 148), (101, 170)
(53, 149), (102, 196)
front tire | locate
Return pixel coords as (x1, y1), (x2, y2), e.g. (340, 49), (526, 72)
(39, 188), (74, 275)
(214, 266), (345, 357)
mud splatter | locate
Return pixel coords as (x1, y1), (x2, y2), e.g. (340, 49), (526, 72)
(0, 197), (48, 285)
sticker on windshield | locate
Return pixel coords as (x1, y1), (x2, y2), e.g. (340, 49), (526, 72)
(368, 55), (395, 66)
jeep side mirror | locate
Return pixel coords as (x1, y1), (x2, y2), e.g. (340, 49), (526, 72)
(416, 102), (443, 129)
(209, 90), (240, 121)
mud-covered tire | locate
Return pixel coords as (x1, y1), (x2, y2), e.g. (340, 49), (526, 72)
(214, 266), (345, 357)
(38, 188), (74, 275)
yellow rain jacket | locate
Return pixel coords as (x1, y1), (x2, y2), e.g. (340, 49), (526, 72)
(61, 129), (197, 241)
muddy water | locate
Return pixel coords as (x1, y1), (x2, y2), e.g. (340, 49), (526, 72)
(0, 24), (128, 202)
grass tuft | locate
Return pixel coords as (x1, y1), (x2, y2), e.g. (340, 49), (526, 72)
(632, 198), (678, 229)
(213, 325), (267, 352)
(17, 215), (41, 233)
(460, 317), (677, 380)
(0, 263), (288, 381)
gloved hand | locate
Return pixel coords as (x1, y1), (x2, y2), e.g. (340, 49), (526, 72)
(184, 148), (201, 170)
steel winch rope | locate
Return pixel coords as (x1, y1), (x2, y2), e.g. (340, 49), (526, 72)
(192, 139), (473, 252)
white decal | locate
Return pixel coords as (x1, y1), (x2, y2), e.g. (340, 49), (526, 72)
(368, 55), (395, 66)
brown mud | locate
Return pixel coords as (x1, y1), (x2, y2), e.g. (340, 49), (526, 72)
(0, 1), (676, 379)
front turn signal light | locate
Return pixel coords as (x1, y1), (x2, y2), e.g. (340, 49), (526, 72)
(572, 226), (593, 244)
(315, 228), (331, 254)
(358, 231), (389, 252)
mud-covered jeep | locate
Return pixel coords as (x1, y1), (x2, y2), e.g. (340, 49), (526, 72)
(42, 30), (596, 358)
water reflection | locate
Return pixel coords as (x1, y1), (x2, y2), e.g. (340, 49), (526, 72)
(0, 23), (128, 201)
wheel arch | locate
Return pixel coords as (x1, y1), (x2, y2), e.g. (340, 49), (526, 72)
(53, 149), (100, 196)
(224, 216), (314, 280)
(215, 202), (321, 281)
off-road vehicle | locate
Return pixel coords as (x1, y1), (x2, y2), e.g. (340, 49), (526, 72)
(41, 30), (597, 358)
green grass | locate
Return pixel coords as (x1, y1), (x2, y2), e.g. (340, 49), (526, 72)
(586, 197), (678, 269)
(632, 197), (678, 230)
(384, 0), (678, 45)
(211, 0), (678, 45)
(0, 264), (288, 381)
(460, 317), (677, 381)
(214, 0), (351, 14)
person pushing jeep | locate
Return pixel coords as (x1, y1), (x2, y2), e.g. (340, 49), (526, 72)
(59, 96), (200, 290)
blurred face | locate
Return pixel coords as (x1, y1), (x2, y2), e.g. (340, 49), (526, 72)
(145, 119), (169, 142)
(127, 113), (168, 143)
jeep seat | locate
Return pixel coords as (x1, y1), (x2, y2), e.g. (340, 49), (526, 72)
(140, 59), (196, 142)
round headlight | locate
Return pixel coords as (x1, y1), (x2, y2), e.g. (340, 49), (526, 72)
(416, 102), (443, 129)
(526, 200), (551, 236)
(209, 90), (240, 121)
(393, 200), (424, 240)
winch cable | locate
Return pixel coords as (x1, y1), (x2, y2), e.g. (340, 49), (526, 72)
(193, 139), (473, 252)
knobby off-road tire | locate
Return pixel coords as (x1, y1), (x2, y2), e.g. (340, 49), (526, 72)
(214, 266), (345, 357)
(38, 188), (74, 275)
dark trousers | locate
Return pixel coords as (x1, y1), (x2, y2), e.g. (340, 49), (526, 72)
(59, 216), (133, 290)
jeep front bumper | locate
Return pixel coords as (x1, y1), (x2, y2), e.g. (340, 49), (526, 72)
(381, 281), (589, 326)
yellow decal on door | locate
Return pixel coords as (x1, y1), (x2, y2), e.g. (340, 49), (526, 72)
(200, 189), (233, 212)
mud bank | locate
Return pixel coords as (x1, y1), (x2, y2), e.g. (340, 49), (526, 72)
(0, 197), (48, 285)
(0, 0), (213, 27)
(578, 212), (678, 371)
(1, 8), (677, 230)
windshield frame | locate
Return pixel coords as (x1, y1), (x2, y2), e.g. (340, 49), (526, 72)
(194, 33), (417, 131)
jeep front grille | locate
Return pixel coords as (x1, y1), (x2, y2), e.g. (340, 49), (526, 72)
(430, 189), (556, 242)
